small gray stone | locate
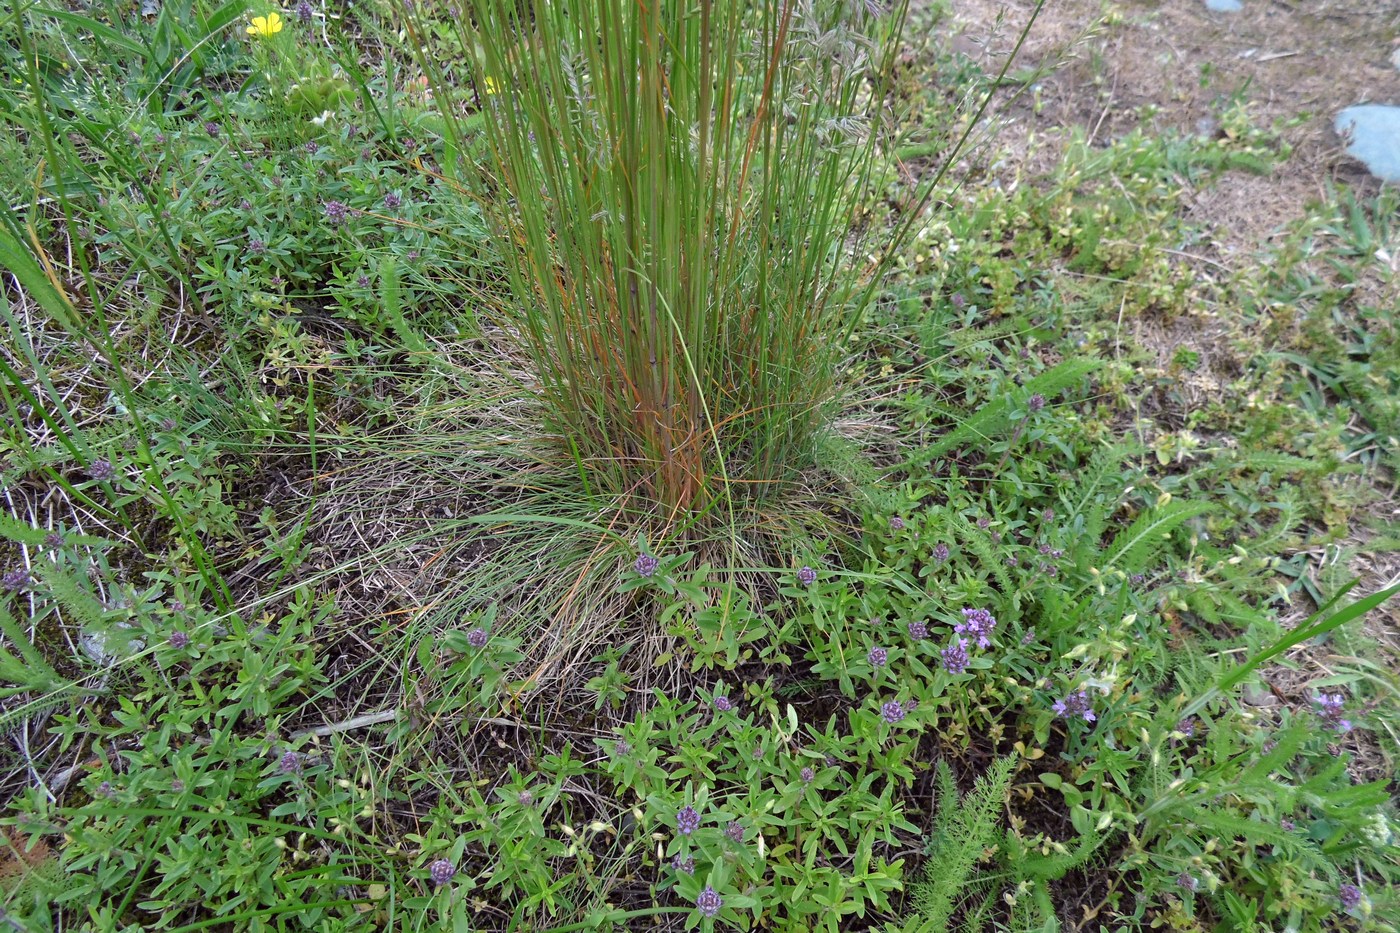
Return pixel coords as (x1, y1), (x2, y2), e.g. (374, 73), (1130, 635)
(1242, 684), (1278, 707)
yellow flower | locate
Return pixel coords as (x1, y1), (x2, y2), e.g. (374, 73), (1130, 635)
(483, 76), (500, 95)
(247, 12), (284, 37)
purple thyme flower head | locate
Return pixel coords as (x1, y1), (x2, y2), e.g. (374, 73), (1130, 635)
(1053, 691), (1096, 723)
(614, 739), (631, 756)
(429, 858), (456, 886)
(168, 630), (189, 649)
(675, 805), (700, 835)
(1281, 818), (1296, 831)
(713, 695), (733, 713)
(800, 766), (815, 783)
(517, 790), (533, 806)
(44, 531), (65, 549)
(1176, 872), (1198, 892)
(1176, 718), (1197, 738)
(868, 646), (888, 668)
(323, 200), (349, 224)
(305, 140), (319, 154)
(1027, 393), (1046, 412)
(384, 191), (402, 210)
(278, 750), (302, 774)
(634, 553), (659, 577)
(907, 620), (928, 639)
(932, 542), (949, 563)
(249, 238), (266, 254)
(695, 886), (723, 918)
(466, 627), (489, 649)
(977, 516), (991, 529)
(1312, 693), (1352, 732)
(356, 274), (370, 288)
(880, 700), (905, 724)
(724, 821), (744, 843)
(1339, 882), (1363, 911)
(950, 293), (966, 309)
(1042, 508), (1054, 522)
(238, 198), (252, 212)
(889, 515), (905, 531)
(89, 459), (116, 482)
(1020, 627), (1035, 645)
(955, 607), (997, 649)
(797, 565), (817, 586)
(671, 853), (695, 874)
(204, 121), (220, 137)
(97, 780), (114, 798)
(941, 638), (970, 674)
(1039, 544), (1053, 555)
(1, 568), (31, 592)
(295, 0), (315, 22)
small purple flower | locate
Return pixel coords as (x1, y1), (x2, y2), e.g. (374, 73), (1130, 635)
(675, 805), (700, 836)
(1027, 393), (1046, 412)
(278, 751), (302, 774)
(1312, 693), (1353, 733)
(1339, 882), (1363, 911)
(977, 516), (991, 529)
(1020, 628), (1035, 645)
(955, 607), (997, 649)
(249, 238), (266, 254)
(1, 568), (31, 592)
(614, 739), (631, 756)
(97, 780), (114, 798)
(1176, 718), (1197, 738)
(797, 565), (817, 586)
(634, 553), (659, 577)
(950, 293), (966, 309)
(429, 858), (456, 886)
(1042, 508), (1054, 522)
(295, 0), (315, 23)
(941, 638), (969, 675)
(406, 249), (420, 261)
(356, 274), (371, 288)
(44, 532), (64, 549)
(168, 630), (189, 649)
(907, 620), (928, 639)
(880, 700), (905, 724)
(671, 853), (695, 874)
(724, 821), (744, 843)
(1053, 691), (1097, 723)
(238, 198), (252, 212)
(384, 191), (402, 210)
(867, 647), (888, 668)
(1176, 872), (1197, 892)
(695, 886), (722, 918)
(517, 790), (533, 805)
(800, 766), (815, 784)
(466, 627), (488, 649)
(1281, 819), (1296, 831)
(324, 200), (349, 225)
(305, 140), (319, 155)
(713, 695), (733, 712)
(89, 459), (116, 482)
(931, 543), (949, 564)
(204, 121), (220, 137)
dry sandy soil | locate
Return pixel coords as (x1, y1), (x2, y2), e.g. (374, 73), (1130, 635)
(944, 0), (1400, 251)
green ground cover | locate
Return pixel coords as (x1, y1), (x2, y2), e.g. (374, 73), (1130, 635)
(1, 1), (1397, 931)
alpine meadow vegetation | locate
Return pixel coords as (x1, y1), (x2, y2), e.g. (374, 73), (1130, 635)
(1, 1), (1398, 932)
